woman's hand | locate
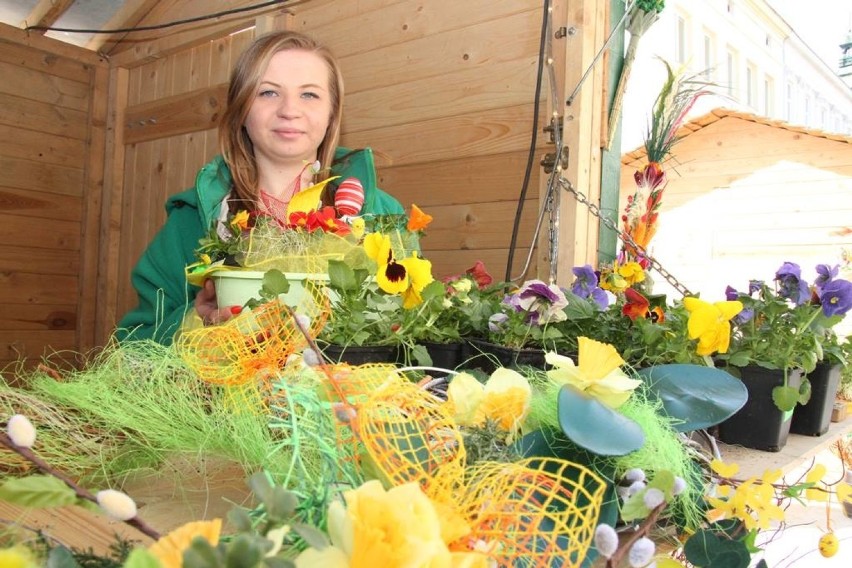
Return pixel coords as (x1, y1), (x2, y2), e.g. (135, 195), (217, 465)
(195, 279), (234, 325)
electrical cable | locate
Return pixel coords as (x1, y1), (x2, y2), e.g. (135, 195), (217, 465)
(504, 0), (551, 283)
(24, 0), (293, 34)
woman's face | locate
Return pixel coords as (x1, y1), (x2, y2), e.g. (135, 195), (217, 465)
(244, 49), (332, 168)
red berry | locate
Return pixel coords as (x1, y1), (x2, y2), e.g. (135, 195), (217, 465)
(229, 305), (243, 315)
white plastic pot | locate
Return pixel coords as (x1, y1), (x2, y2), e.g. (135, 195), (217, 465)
(212, 270), (330, 311)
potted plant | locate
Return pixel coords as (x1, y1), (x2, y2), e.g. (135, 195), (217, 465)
(316, 216), (434, 365)
(715, 262), (852, 450)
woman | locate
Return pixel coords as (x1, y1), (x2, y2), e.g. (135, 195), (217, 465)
(116, 31), (403, 345)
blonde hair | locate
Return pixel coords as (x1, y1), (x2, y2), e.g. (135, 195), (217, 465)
(219, 31), (344, 208)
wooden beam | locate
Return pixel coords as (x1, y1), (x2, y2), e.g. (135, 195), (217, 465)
(123, 84), (227, 144)
(87, 0), (161, 54)
(0, 22), (105, 65)
(22, 0), (75, 33)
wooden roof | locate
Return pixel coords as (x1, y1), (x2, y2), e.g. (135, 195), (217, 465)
(622, 107), (852, 165)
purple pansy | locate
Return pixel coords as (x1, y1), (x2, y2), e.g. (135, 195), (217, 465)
(571, 265), (610, 309)
(725, 285), (739, 301)
(748, 280), (762, 296)
(488, 312), (509, 333)
(775, 262), (810, 306)
(818, 279), (852, 318)
(512, 280), (569, 324)
(814, 264), (839, 292)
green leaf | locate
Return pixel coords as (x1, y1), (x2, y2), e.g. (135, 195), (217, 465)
(683, 529), (721, 566)
(772, 385), (799, 412)
(291, 522), (330, 549)
(47, 546), (80, 568)
(797, 378), (812, 405)
(556, 384), (644, 455)
(247, 472), (273, 503)
(0, 475), (77, 508)
(123, 548), (163, 568)
(265, 486), (299, 522)
(327, 260), (359, 291)
(648, 469), (676, 499)
(264, 559), (296, 568)
(620, 488), (651, 522)
(183, 537), (223, 568)
(227, 507), (254, 533)
(224, 534), (268, 567)
(708, 539), (750, 568)
(262, 269), (291, 297)
(639, 364), (748, 432)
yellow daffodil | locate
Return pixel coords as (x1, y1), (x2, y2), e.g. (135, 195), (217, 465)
(446, 372), (485, 426)
(0, 546), (38, 568)
(476, 368), (532, 432)
(617, 262), (646, 286)
(294, 480), (487, 568)
(148, 519), (223, 568)
(446, 369), (531, 434)
(683, 297), (743, 355)
(545, 337), (641, 409)
(230, 210), (250, 231)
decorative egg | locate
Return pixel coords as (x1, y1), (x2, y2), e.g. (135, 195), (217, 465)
(334, 177), (365, 216)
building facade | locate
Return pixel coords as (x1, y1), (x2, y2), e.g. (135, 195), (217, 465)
(619, 0), (852, 152)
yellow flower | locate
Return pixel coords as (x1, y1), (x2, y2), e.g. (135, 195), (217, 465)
(476, 368), (532, 432)
(363, 232), (392, 264)
(710, 459), (739, 478)
(351, 217), (366, 239)
(230, 210), (250, 231)
(683, 297), (743, 355)
(804, 463), (828, 502)
(399, 254), (433, 308)
(0, 546), (38, 568)
(446, 372), (485, 426)
(148, 519), (223, 568)
(617, 262), (646, 286)
(446, 369), (531, 434)
(295, 480), (487, 568)
(545, 337), (641, 409)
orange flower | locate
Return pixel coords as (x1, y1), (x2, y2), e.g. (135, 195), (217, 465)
(407, 204), (433, 231)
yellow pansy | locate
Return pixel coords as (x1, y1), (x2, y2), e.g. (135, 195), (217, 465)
(399, 254), (434, 308)
(545, 337), (641, 409)
(617, 262), (646, 286)
(363, 232), (392, 264)
(295, 480), (487, 568)
(230, 210), (250, 231)
(148, 519), (223, 568)
(683, 297), (743, 355)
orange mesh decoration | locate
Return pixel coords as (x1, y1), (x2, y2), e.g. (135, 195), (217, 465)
(177, 288), (329, 388)
(337, 376), (606, 567)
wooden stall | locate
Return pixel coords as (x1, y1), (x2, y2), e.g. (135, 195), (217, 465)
(0, 0), (612, 373)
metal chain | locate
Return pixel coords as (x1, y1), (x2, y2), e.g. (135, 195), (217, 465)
(556, 176), (694, 298)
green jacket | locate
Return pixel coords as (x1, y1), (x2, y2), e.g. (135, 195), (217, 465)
(116, 148), (404, 345)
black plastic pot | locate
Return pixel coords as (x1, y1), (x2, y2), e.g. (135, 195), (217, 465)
(465, 338), (550, 373)
(320, 343), (400, 365)
(717, 365), (803, 452)
(421, 341), (467, 370)
(790, 362), (842, 437)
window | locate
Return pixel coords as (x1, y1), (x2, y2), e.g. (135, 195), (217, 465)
(676, 16), (689, 64)
(764, 76), (774, 115)
(726, 48), (738, 99)
(745, 63), (757, 108)
(703, 32), (715, 79)
(786, 83), (795, 121)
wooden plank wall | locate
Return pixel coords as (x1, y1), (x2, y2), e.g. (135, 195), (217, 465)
(97, 0), (573, 345)
(0, 25), (106, 377)
(620, 114), (852, 302)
